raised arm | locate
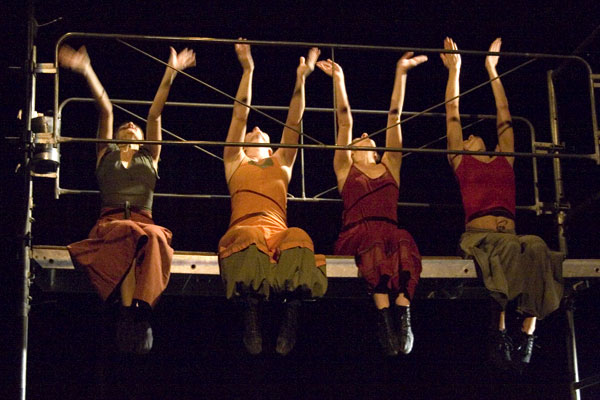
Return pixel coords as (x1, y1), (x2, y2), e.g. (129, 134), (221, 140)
(224, 40), (254, 181)
(381, 52), (428, 181)
(146, 47), (196, 168)
(316, 59), (353, 184)
(440, 37), (464, 170)
(485, 38), (514, 166)
(274, 47), (320, 169)
(58, 45), (113, 164)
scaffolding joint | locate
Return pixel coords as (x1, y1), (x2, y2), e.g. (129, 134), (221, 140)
(534, 141), (565, 153)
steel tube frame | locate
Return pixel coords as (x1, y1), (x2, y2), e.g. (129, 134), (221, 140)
(15, 3), (36, 400)
(55, 96), (550, 212)
(22, 30), (595, 400)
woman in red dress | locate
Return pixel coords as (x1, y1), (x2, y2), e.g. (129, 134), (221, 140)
(317, 52), (426, 356)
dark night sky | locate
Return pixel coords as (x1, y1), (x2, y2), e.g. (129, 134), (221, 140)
(3, 1), (600, 399)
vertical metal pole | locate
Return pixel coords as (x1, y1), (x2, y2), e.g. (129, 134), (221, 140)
(548, 70), (579, 400)
(565, 296), (581, 400)
(529, 124), (542, 216)
(300, 119), (306, 198)
(547, 70), (568, 253)
(16, 2), (36, 399)
(54, 43), (61, 199)
(590, 73), (600, 164)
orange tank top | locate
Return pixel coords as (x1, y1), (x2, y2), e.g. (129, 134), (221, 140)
(228, 157), (288, 233)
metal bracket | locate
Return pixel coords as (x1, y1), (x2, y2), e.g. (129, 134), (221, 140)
(539, 201), (571, 215)
(533, 141), (566, 153)
(34, 62), (57, 74)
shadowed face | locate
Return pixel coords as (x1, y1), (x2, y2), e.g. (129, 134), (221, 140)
(463, 134), (486, 152)
(245, 126), (270, 144)
(351, 132), (379, 162)
(116, 121), (144, 141)
(244, 126), (273, 157)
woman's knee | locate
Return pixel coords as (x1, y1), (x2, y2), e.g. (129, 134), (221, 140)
(283, 227), (312, 244)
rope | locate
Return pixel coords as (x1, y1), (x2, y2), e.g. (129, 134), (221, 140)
(363, 58), (538, 141)
(112, 103), (223, 161)
(117, 39), (325, 145)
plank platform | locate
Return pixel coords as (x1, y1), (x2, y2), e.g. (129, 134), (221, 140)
(30, 245), (600, 299)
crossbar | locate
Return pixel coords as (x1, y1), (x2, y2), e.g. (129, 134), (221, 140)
(31, 245), (600, 279)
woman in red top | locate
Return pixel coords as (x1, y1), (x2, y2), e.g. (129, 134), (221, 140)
(442, 37), (563, 368)
(318, 52), (426, 356)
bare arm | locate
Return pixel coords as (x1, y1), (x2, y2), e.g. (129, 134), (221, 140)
(146, 47), (196, 168)
(58, 45), (113, 164)
(440, 37), (464, 170)
(224, 40), (254, 181)
(485, 38), (514, 166)
(382, 52), (428, 180)
(316, 59), (353, 186)
(274, 47), (320, 168)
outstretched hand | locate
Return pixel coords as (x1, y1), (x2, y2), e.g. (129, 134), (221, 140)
(485, 38), (502, 71)
(235, 38), (254, 71)
(58, 45), (91, 75)
(316, 59), (344, 79)
(297, 47), (320, 78)
(440, 37), (461, 71)
(168, 47), (196, 72)
(397, 51), (428, 72)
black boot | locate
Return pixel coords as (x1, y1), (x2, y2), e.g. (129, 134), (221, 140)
(395, 306), (414, 355)
(276, 300), (300, 356)
(376, 308), (399, 357)
(243, 296), (262, 355)
(116, 305), (135, 353)
(116, 300), (153, 355)
(488, 329), (513, 370)
(131, 300), (153, 355)
(515, 331), (536, 364)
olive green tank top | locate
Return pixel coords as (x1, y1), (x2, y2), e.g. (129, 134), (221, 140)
(96, 144), (157, 211)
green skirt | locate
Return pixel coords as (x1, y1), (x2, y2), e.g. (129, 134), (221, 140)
(459, 229), (564, 319)
(219, 244), (328, 300)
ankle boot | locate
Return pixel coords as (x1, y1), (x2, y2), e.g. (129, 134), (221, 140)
(115, 302), (153, 355)
(116, 305), (135, 353)
(276, 300), (300, 356)
(396, 306), (414, 354)
(515, 331), (536, 364)
(243, 297), (262, 355)
(489, 329), (513, 369)
(375, 308), (399, 357)
(131, 300), (153, 355)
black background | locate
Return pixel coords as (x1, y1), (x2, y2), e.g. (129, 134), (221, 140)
(3, 1), (600, 399)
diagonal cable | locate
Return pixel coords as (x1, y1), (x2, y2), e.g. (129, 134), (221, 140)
(402, 118), (486, 158)
(112, 103), (223, 161)
(117, 38), (325, 145)
(362, 58), (537, 142)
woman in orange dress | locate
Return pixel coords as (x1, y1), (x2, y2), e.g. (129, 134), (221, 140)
(218, 41), (327, 356)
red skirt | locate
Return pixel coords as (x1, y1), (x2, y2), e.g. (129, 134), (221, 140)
(335, 221), (422, 299)
(67, 208), (173, 307)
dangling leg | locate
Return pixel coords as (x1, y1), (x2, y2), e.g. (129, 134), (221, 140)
(120, 259), (136, 307)
(515, 314), (537, 364)
(488, 299), (512, 369)
(242, 293), (263, 355)
(116, 258), (137, 353)
(116, 257), (154, 355)
(394, 292), (413, 354)
(276, 297), (301, 356)
(373, 277), (398, 357)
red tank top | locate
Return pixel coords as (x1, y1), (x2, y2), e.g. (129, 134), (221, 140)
(340, 164), (399, 230)
(454, 155), (516, 225)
